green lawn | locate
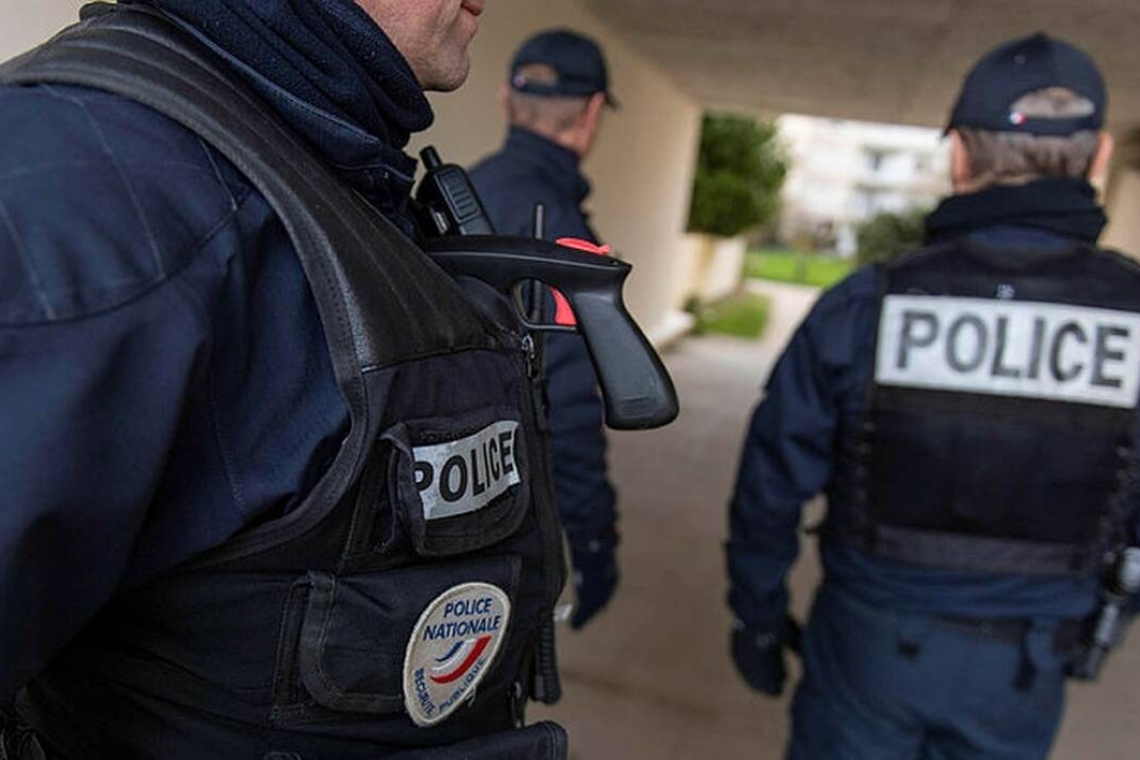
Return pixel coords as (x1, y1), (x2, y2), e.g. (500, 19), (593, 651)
(694, 292), (771, 339)
(744, 248), (855, 289)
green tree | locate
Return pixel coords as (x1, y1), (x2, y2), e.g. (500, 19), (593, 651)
(855, 207), (929, 266)
(687, 114), (787, 238)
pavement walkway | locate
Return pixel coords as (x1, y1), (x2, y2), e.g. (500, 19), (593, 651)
(531, 280), (1140, 759)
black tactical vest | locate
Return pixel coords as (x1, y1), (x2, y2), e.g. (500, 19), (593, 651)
(1, 6), (566, 759)
(830, 240), (1140, 576)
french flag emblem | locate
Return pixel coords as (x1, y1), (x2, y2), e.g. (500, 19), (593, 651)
(430, 635), (493, 684)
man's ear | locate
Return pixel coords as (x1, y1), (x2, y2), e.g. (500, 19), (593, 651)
(1089, 132), (1115, 184)
(498, 82), (511, 120)
(949, 130), (973, 192)
(584, 92), (606, 128)
(581, 92), (606, 137)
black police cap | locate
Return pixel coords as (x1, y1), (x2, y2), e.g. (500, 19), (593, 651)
(946, 33), (1105, 137)
(509, 29), (619, 108)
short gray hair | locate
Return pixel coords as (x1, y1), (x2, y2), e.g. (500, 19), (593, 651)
(506, 63), (590, 134)
(957, 88), (1101, 188)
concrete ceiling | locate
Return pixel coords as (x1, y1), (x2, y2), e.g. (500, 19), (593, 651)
(583, 0), (1140, 132)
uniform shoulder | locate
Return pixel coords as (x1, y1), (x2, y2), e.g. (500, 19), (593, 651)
(470, 148), (558, 193)
(810, 242), (961, 320)
(810, 263), (879, 320)
(469, 149), (572, 236)
(0, 84), (256, 324)
(791, 264), (883, 364)
(1095, 245), (1140, 277)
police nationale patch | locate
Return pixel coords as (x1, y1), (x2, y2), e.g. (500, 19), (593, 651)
(412, 421), (521, 522)
(403, 583), (511, 727)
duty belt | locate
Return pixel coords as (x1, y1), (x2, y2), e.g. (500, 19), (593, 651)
(932, 615), (1084, 651)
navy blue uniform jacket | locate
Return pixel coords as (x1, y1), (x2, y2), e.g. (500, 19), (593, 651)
(0, 0), (432, 702)
(469, 127), (618, 555)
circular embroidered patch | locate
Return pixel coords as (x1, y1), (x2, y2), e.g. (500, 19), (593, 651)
(403, 582), (511, 727)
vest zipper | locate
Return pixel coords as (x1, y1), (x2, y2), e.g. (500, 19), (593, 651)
(515, 330), (567, 708)
(516, 331), (565, 604)
(521, 334), (538, 379)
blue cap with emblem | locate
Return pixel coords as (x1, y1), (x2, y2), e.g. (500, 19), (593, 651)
(509, 28), (620, 109)
(946, 33), (1106, 137)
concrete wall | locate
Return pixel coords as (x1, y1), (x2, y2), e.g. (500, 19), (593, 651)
(415, 0), (702, 343)
(0, 0), (83, 58)
(1103, 170), (1140, 257)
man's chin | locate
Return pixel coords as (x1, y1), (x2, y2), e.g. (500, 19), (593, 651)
(422, 58), (471, 93)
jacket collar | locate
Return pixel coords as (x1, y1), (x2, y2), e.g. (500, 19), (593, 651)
(503, 126), (591, 206)
(131, 0), (433, 231)
(925, 177), (1107, 248)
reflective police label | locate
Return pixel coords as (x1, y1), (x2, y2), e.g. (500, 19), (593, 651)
(403, 583), (511, 727)
(876, 295), (1140, 408)
(412, 421), (521, 521)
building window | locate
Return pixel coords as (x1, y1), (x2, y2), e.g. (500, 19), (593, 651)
(865, 149), (890, 173)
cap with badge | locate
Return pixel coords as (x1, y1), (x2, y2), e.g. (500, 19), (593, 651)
(946, 32), (1106, 137)
(509, 28), (619, 108)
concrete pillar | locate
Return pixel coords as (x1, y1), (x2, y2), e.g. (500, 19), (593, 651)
(1102, 130), (1140, 258)
(0, 0), (84, 60)
(683, 235), (748, 304)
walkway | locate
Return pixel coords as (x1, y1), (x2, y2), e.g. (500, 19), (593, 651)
(531, 280), (1140, 759)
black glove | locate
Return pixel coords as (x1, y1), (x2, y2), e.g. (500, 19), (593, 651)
(570, 541), (619, 629)
(731, 616), (803, 696)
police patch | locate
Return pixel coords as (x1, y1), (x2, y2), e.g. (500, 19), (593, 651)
(403, 582), (511, 727)
(876, 295), (1140, 408)
(412, 421), (521, 521)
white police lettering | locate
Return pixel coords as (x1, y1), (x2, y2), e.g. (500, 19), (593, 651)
(412, 421), (521, 521)
(403, 583), (511, 727)
(876, 295), (1140, 408)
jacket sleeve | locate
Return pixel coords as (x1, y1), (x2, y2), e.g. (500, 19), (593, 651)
(543, 331), (618, 549)
(725, 276), (870, 629)
(0, 272), (209, 703)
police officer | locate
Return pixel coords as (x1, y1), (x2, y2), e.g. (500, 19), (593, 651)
(0, 1), (568, 758)
(470, 29), (621, 629)
(727, 33), (1139, 760)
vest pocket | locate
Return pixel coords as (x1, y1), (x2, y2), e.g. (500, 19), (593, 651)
(345, 405), (532, 565)
(270, 553), (521, 726)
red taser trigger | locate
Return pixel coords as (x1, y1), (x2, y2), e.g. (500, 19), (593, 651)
(550, 238), (613, 326)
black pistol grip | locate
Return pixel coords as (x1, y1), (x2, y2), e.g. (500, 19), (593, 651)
(421, 236), (679, 430)
(567, 284), (679, 430)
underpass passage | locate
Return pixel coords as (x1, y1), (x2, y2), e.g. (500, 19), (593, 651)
(532, 280), (1140, 759)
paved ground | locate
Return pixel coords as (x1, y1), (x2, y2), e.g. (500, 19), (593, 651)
(531, 280), (1140, 759)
